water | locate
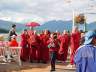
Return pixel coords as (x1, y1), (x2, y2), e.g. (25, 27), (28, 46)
(0, 32), (21, 42)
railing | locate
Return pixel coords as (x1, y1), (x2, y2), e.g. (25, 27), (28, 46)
(0, 46), (22, 66)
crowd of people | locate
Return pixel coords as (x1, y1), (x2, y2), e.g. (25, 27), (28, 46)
(7, 24), (96, 72)
(7, 24), (83, 71)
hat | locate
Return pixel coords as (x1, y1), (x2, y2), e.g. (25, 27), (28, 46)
(11, 35), (16, 39)
(84, 31), (96, 45)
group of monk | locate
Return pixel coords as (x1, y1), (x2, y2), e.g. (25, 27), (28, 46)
(20, 26), (83, 67)
(8, 24), (83, 66)
(7, 24), (84, 71)
(7, 24), (96, 72)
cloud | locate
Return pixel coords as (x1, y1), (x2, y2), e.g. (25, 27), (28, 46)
(0, 0), (96, 24)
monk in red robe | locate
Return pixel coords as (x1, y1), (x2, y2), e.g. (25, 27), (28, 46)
(40, 30), (50, 63)
(55, 30), (60, 39)
(20, 29), (30, 62)
(39, 31), (45, 62)
(59, 30), (70, 62)
(28, 30), (40, 63)
(70, 27), (81, 65)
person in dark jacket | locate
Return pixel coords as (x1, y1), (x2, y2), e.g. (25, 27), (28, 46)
(47, 33), (59, 71)
(8, 24), (17, 41)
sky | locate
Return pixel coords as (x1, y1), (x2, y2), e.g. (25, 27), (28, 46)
(0, 0), (96, 24)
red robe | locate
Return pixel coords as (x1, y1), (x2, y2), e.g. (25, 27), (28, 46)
(20, 33), (30, 61)
(39, 34), (44, 61)
(40, 34), (50, 62)
(28, 32), (40, 62)
(59, 34), (70, 61)
(70, 31), (81, 65)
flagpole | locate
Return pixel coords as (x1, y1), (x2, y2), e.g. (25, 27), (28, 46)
(72, 10), (75, 30)
(84, 19), (86, 32)
(84, 13), (86, 32)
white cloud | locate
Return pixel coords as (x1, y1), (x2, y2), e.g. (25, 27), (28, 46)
(0, 0), (96, 24)
(0, 17), (11, 21)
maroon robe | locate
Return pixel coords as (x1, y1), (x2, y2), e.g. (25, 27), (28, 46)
(28, 32), (40, 62)
(39, 34), (44, 61)
(59, 34), (70, 61)
(20, 33), (30, 61)
(41, 34), (50, 62)
(70, 31), (81, 65)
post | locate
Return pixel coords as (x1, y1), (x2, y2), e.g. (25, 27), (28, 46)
(30, 27), (33, 30)
(83, 14), (86, 32)
(72, 11), (75, 30)
(84, 21), (87, 32)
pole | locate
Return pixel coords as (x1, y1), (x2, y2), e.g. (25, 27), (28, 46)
(84, 14), (87, 32)
(84, 21), (87, 32)
(72, 11), (75, 30)
(30, 27), (33, 30)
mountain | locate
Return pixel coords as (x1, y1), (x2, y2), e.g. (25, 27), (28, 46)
(0, 20), (96, 33)
(0, 20), (26, 33)
(87, 22), (96, 30)
(36, 20), (72, 32)
(36, 20), (96, 32)
(0, 28), (9, 33)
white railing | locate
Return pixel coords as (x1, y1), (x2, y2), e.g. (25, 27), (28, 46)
(0, 46), (22, 66)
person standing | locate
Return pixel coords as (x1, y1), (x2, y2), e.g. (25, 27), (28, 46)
(29, 30), (40, 63)
(8, 24), (17, 41)
(74, 30), (96, 72)
(59, 30), (70, 62)
(20, 29), (30, 62)
(40, 30), (50, 63)
(70, 26), (81, 66)
(47, 33), (59, 71)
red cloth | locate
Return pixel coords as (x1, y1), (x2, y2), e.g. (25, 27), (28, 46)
(70, 31), (81, 65)
(9, 39), (18, 47)
(59, 34), (70, 61)
(20, 33), (30, 61)
(39, 34), (45, 61)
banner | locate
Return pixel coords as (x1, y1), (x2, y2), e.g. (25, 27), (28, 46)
(74, 14), (86, 24)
